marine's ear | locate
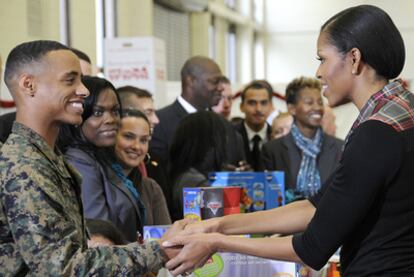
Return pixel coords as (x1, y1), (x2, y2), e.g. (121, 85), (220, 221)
(18, 73), (36, 97)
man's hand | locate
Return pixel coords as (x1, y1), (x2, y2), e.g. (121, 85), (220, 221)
(221, 160), (252, 172)
(162, 233), (223, 276)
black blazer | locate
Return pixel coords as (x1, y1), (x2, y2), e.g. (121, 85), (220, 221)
(261, 132), (344, 190)
(150, 100), (188, 164)
(0, 111), (16, 143)
(150, 100), (246, 167)
(234, 120), (272, 171)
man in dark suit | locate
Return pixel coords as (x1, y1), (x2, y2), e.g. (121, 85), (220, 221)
(234, 80), (273, 171)
(261, 76), (343, 202)
(150, 56), (224, 165)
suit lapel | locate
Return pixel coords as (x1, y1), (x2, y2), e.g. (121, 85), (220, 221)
(107, 167), (142, 222)
(172, 99), (189, 121)
(266, 124), (272, 141)
(282, 134), (301, 189)
(238, 121), (252, 162)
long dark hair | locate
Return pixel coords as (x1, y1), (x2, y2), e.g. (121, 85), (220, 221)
(169, 111), (227, 183)
(58, 76), (121, 169)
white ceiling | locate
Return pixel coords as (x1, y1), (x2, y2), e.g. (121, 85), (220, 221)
(265, 0), (414, 34)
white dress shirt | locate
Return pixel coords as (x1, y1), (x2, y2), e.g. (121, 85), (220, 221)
(244, 122), (268, 151)
(177, 96), (197, 114)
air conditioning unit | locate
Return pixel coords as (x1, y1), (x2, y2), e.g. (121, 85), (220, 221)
(155, 0), (208, 12)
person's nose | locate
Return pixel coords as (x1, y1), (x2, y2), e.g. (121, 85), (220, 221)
(134, 139), (148, 155)
(222, 97), (230, 107)
(103, 110), (118, 125)
(130, 138), (140, 151)
(316, 65), (322, 80)
(256, 103), (264, 113)
(151, 113), (160, 127)
(77, 82), (90, 98)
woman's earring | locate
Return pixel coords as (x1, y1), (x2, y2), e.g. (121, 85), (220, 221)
(144, 153), (151, 164)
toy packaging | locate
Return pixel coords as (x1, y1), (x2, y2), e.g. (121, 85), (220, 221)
(183, 186), (241, 220)
(208, 171), (285, 212)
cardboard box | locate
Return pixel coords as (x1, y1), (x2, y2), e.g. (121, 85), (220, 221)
(104, 36), (166, 101)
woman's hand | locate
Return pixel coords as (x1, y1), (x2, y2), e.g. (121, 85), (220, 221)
(159, 219), (191, 261)
(162, 233), (223, 276)
(179, 217), (221, 236)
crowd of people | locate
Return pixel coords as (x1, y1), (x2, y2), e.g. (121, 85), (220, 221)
(1, 4), (414, 276)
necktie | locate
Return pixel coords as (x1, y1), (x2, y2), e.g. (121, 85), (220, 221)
(251, 135), (262, 171)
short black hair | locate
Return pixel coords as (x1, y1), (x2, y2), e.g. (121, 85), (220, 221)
(285, 76), (321, 105)
(4, 40), (69, 91)
(70, 47), (91, 64)
(241, 80), (273, 102)
(321, 5), (405, 80)
(116, 86), (153, 107)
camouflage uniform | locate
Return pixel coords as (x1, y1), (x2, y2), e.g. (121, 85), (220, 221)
(0, 122), (166, 276)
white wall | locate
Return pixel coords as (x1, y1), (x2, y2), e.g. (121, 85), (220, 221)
(264, 0), (414, 139)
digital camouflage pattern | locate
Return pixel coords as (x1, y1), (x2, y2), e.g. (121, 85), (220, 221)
(0, 122), (166, 276)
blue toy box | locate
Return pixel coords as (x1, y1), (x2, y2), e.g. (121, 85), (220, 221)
(208, 171), (285, 212)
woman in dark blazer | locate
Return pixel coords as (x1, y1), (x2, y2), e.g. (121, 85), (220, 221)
(59, 76), (170, 242)
(262, 76), (343, 202)
(111, 109), (170, 228)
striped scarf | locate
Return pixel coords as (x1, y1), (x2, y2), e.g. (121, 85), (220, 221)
(291, 123), (323, 197)
(344, 79), (414, 145)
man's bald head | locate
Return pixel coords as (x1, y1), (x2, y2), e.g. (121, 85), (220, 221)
(180, 56), (223, 110)
(181, 56), (220, 83)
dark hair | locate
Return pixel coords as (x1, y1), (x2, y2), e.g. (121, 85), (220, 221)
(85, 218), (127, 245)
(58, 76), (121, 155)
(117, 86), (152, 99)
(285, 76), (322, 105)
(169, 111), (227, 182)
(70, 47), (91, 64)
(81, 76), (118, 120)
(241, 80), (273, 102)
(116, 86), (153, 109)
(321, 5), (405, 80)
(121, 109), (151, 132)
(4, 40), (69, 90)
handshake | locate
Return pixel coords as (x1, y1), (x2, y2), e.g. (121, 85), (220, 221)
(158, 217), (223, 277)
